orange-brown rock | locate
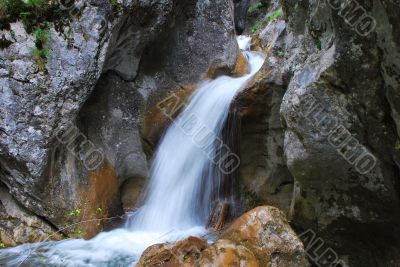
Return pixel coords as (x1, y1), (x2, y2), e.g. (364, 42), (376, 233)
(72, 164), (122, 239)
(136, 236), (207, 267)
(207, 52), (249, 79)
(136, 206), (308, 267)
(141, 85), (197, 154)
(198, 239), (259, 267)
(222, 206), (309, 267)
(232, 52), (249, 77)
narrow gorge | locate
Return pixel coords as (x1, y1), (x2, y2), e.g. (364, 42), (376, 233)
(0, 0), (399, 266)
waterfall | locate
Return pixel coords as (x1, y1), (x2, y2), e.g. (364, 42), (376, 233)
(126, 37), (264, 232)
(0, 36), (264, 267)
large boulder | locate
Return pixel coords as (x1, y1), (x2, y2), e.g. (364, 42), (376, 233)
(137, 206), (309, 267)
(222, 206), (309, 267)
(136, 236), (208, 267)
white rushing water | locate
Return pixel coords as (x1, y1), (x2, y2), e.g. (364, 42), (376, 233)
(0, 37), (264, 267)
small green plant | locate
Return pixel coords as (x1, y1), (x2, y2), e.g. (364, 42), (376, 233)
(314, 37), (321, 49)
(66, 27), (74, 48)
(32, 24), (51, 73)
(0, 242), (5, 249)
(33, 26), (50, 43)
(96, 207), (104, 215)
(248, 2), (264, 14)
(251, 19), (263, 34)
(109, 0), (122, 12)
(75, 228), (84, 238)
(33, 47), (49, 72)
(68, 208), (82, 217)
(277, 50), (285, 58)
(267, 8), (283, 22)
(395, 140), (400, 151)
(110, 0), (119, 6)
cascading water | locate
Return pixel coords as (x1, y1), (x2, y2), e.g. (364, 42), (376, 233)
(0, 36), (264, 267)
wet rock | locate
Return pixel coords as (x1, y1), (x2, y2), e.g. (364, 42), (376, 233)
(137, 206), (308, 267)
(233, 52), (250, 77)
(136, 236), (207, 267)
(199, 239), (259, 267)
(222, 206), (309, 267)
(0, 183), (62, 246)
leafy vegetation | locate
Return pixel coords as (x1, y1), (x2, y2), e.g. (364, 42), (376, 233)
(68, 208), (82, 217)
(0, 0), (61, 32)
(32, 23), (51, 73)
(75, 228), (84, 238)
(267, 8), (283, 22)
(248, 2), (264, 14)
(251, 19), (264, 34)
(247, 0), (268, 15)
(110, 0), (119, 6)
(97, 207), (104, 214)
(109, 0), (123, 12)
(277, 50), (285, 58)
(0, 242), (5, 249)
(250, 7), (284, 34)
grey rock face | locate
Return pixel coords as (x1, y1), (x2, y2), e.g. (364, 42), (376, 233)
(0, 1), (111, 230)
(234, 19), (293, 215)
(278, 0), (400, 265)
(0, 183), (61, 246)
(234, 0), (250, 34)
